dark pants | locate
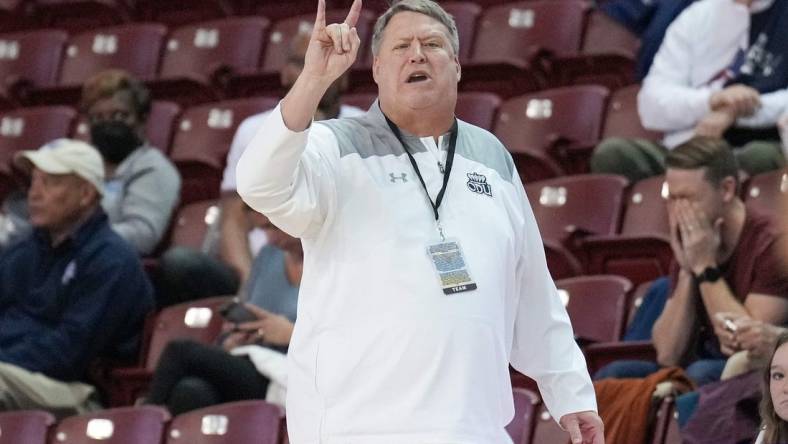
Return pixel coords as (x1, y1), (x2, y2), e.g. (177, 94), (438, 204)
(146, 340), (269, 415)
(155, 247), (240, 308)
(594, 358), (726, 387)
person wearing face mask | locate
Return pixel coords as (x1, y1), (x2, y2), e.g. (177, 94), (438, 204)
(591, 0), (788, 183)
(81, 69), (181, 255)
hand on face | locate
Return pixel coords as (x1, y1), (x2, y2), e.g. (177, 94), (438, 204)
(670, 199), (722, 275)
(301, 0), (362, 85)
(695, 110), (737, 138)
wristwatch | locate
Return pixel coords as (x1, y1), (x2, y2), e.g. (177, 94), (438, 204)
(695, 266), (722, 283)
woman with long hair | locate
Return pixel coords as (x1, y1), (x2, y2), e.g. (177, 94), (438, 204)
(757, 331), (788, 443)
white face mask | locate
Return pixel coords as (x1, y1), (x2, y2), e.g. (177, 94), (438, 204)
(750, 0), (775, 13)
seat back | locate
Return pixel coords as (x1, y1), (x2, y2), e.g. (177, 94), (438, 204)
(58, 23), (167, 87)
(531, 405), (570, 444)
(0, 30), (68, 93)
(143, 296), (232, 371)
(0, 410), (55, 444)
(472, 1), (587, 64)
(456, 91), (501, 131)
(744, 168), (787, 218)
(137, 0), (234, 27)
(169, 96), (279, 204)
(557, 274), (632, 343)
(601, 84), (662, 141)
(525, 174), (628, 245)
(165, 400), (284, 444)
(506, 388), (539, 444)
(620, 174), (669, 237)
(160, 17), (269, 83)
(33, 0), (131, 33)
(51, 406), (170, 444)
(581, 10), (639, 59)
(442, 1), (481, 63)
(170, 199), (220, 251)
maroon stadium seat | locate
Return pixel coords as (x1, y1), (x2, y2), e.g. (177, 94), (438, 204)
(29, 23), (166, 105)
(169, 199), (220, 251)
(442, 1), (481, 64)
(744, 168), (787, 218)
(544, 240), (583, 280)
(506, 388), (539, 444)
(165, 400), (284, 444)
(465, 1), (588, 97)
(584, 340), (657, 375)
(530, 405), (570, 444)
(0, 106), (76, 199)
(250, 0), (337, 23)
(32, 0), (133, 33)
(72, 100), (181, 155)
(152, 17), (269, 105)
(556, 274), (632, 344)
(51, 406), (170, 444)
(341, 92), (376, 111)
(525, 174), (629, 249)
(0, 30), (68, 108)
(136, 0), (235, 27)
(0, 0), (32, 33)
(456, 91), (501, 131)
(601, 84), (662, 142)
(494, 86), (609, 181)
(108, 296), (231, 406)
(169, 96), (279, 204)
(650, 397), (682, 444)
(584, 175), (672, 286)
(0, 410), (55, 444)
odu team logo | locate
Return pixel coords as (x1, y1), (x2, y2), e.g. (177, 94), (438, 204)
(467, 172), (492, 197)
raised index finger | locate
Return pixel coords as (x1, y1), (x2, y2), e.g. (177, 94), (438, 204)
(314, 0), (327, 32)
(344, 0), (363, 27)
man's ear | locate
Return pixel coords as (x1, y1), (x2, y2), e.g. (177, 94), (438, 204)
(372, 55), (380, 85)
(720, 176), (738, 202)
(455, 55), (461, 82)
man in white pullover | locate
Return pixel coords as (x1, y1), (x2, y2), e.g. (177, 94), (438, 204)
(591, 0), (787, 182)
(236, 0), (603, 443)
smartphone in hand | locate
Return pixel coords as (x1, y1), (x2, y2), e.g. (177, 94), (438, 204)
(219, 298), (258, 324)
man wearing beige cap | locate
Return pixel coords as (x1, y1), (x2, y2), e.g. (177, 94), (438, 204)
(0, 139), (154, 417)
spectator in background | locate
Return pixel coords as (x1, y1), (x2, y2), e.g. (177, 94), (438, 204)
(592, 0), (788, 183)
(156, 29), (362, 306)
(81, 69), (181, 255)
(599, 0), (694, 79)
(596, 137), (788, 386)
(146, 214), (300, 415)
(0, 140), (154, 418)
(756, 331), (788, 443)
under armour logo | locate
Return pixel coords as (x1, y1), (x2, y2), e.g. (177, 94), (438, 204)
(389, 172), (408, 183)
(467, 172), (492, 197)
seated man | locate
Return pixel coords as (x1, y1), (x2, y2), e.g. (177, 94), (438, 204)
(156, 29), (362, 306)
(592, 0), (788, 182)
(0, 139), (155, 418)
(596, 137), (788, 386)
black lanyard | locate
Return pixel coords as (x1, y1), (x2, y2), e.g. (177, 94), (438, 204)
(383, 115), (459, 223)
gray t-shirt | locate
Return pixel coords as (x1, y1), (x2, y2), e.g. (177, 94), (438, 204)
(245, 244), (299, 337)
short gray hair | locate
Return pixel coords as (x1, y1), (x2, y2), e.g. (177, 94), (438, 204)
(371, 0), (459, 56)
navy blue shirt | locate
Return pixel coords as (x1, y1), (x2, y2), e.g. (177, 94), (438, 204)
(0, 209), (154, 382)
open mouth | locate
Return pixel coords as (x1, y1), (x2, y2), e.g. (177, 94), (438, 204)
(406, 72), (430, 83)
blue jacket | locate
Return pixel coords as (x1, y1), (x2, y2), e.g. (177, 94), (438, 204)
(0, 209), (154, 382)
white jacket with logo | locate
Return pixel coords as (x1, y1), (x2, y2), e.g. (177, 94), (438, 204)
(236, 101), (596, 444)
(638, 0), (788, 148)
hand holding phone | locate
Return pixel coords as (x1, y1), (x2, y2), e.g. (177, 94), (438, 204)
(219, 298), (259, 324)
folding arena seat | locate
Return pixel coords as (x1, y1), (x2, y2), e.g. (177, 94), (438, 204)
(583, 175), (672, 286)
(601, 84), (662, 141)
(29, 23), (167, 106)
(442, 1), (481, 64)
(151, 17), (269, 105)
(51, 406), (170, 444)
(32, 0), (133, 33)
(136, 0), (235, 27)
(530, 405), (570, 444)
(0, 410), (55, 444)
(494, 86), (609, 182)
(108, 296), (232, 406)
(465, 1), (588, 97)
(341, 91), (376, 111)
(0, 0), (32, 32)
(169, 199), (220, 251)
(72, 100), (181, 155)
(0, 30), (68, 109)
(0, 106), (76, 200)
(525, 174), (628, 249)
(455, 91), (500, 131)
(169, 97), (279, 204)
(230, 9), (376, 97)
(506, 388), (539, 444)
(556, 274), (632, 344)
(544, 240), (583, 280)
(744, 168), (787, 218)
(250, 0), (335, 23)
(165, 400), (284, 444)
(650, 397), (682, 444)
